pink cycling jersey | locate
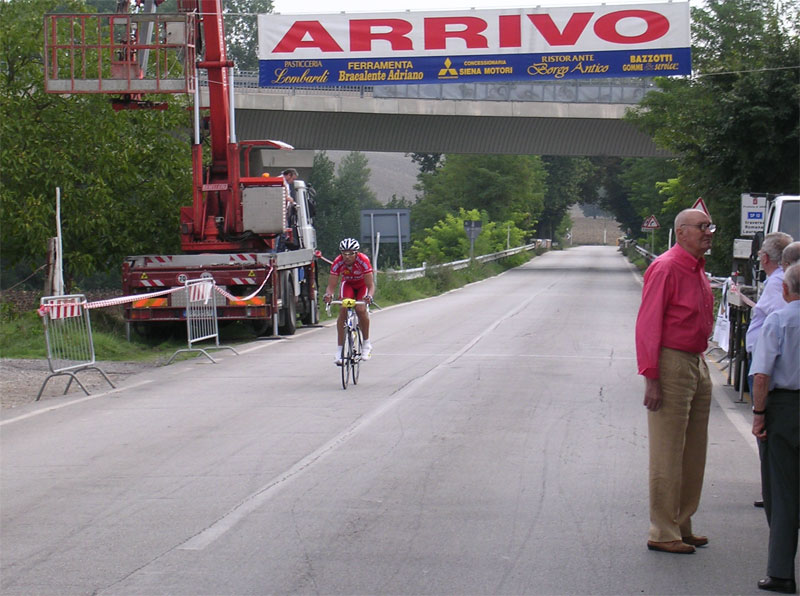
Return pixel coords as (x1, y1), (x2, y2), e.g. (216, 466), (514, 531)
(330, 253), (373, 282)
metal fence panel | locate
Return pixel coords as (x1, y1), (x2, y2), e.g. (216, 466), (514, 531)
(167, 280), (238, 364)
(37, 294), (114, 400)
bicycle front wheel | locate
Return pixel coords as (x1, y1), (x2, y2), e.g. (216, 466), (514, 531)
(341, 326), (353, 390)
(351, 327), (363, 385)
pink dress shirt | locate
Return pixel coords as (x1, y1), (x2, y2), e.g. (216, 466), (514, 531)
(635, 243), (714, 379)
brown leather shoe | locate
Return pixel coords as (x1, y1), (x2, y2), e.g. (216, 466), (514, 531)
(647, 540), (696, 554)
(681, 534), (709, 547)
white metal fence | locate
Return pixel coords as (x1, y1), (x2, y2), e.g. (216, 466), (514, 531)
(36, 294), (115, 400)
(167, 280), (239, 364)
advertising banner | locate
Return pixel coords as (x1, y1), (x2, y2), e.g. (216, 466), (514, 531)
(258, 3), (691, 87)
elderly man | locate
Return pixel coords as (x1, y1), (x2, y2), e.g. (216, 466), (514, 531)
(746, 233), (793, 356)
(747, 233), (793, 508)
(750, 263), (800, 594)
(635, 208), (716, 554)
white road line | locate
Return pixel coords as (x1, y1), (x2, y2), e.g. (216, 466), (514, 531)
(178, 281), (556, 551)
(0, 380), (154, 427)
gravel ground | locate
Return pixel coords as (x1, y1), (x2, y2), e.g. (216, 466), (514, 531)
(0, 358), (159, 410)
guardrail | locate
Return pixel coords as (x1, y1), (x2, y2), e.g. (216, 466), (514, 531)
(618, 239), (658, 264)
(383, 241), (546, 281)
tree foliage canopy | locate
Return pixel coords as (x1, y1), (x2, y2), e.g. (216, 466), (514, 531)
(625, 0), (799, 272)
(411, 154), (547, 238)
(310, 151), (380, 259)
(1, 0), (193, 286)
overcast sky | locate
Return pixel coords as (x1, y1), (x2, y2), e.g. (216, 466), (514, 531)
(271, 0), (687, 16)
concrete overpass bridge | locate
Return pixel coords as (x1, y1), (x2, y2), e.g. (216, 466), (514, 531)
(213, 73), (669, 158)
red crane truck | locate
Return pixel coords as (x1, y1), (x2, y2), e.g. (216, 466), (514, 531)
(44, 0), (318, 336)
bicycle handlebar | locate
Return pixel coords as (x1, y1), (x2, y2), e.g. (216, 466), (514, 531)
(325, 299), (368, 316)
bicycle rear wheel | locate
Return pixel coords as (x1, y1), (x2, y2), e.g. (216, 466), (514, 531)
(341, 325), (353, 389)
(351, 327), (363, 385)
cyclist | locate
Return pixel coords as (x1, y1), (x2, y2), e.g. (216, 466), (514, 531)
(323, 238), (375, 364)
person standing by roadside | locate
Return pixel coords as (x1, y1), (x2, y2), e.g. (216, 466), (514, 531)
(746, 233), (793, 357)
(635, 208), (716, 554)
(750, 263), (800, 594)
(747, 232), (793, 508)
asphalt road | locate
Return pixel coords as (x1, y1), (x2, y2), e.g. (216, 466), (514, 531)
(1, 246), (774, 595)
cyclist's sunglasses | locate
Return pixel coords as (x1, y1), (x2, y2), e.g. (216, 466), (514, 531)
(341, 251), (356, 256)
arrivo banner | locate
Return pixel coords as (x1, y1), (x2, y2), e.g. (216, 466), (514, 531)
(257, 2), (690, 87)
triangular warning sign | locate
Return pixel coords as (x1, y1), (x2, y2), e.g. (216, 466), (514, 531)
(641, 215), (660, 230)
(692, 197), (710, 217)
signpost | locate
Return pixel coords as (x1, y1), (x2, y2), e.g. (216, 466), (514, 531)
(360, 209), (411, 269)
(740, 193), (767, 236)
(641, 214), (660, 253)
(463, 220), (482, 261)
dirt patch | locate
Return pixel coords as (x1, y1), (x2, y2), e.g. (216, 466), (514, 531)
(0, 358), (158, 409)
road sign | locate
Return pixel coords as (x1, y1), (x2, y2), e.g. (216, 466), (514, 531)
(692, 197), (710, 217)
(463, 220), (482, 240)
(740, 193), (767, 236)
(641, 215), (660, 231)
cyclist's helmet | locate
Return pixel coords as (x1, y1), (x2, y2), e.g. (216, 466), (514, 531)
(339, 238), (360, 252)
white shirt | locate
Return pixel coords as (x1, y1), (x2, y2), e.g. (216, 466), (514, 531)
(750, 300), (800, 391)
(745, 267), (786, 354)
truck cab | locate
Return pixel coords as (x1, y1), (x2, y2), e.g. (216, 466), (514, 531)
(747, 194), (800, 294)
(765, 194), (800, 242)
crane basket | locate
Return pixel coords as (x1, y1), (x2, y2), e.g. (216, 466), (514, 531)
(44, 12), (197, 95)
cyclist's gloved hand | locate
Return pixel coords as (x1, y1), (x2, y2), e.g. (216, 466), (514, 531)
(363, 294), (372, 304)
(323, 293), (333, 304)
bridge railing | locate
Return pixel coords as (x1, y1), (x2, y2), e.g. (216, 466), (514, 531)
(202, 72), (657, 105)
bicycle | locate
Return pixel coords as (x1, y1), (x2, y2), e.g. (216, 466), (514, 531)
(326, 299), (366, 389)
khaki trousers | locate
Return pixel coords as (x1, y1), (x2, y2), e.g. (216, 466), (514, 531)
(648, 347), (712, 542)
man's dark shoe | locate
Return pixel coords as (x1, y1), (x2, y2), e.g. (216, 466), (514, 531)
(647, 540), (695, 554)
(681, 534), (709, 547)
(757, 577), (796, 593)
(754, 500), (765, 508)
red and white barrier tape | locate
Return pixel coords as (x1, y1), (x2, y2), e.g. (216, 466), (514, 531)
(37, 266), (275, 317)
(213, 266), (273, 302)
(729, 283), (757, 308)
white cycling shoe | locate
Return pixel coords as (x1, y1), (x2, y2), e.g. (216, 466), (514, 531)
(361, 344), (372, 361)
(334, 351), (343, 365)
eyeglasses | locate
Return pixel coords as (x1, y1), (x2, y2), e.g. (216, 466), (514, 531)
(341, 251), (356, 256)
(681, 223), (716, 232)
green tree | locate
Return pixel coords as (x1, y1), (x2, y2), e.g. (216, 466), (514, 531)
(308, 151), (340, 259)
(626, 0), (799, 273)
(407, 152), (444, 174)
(310, 151), (379, 259)
(0, 0), (193, 287)
(540, 156), (592, 240)
(412, 154), (546, 238)
(406, 208), (524, 265)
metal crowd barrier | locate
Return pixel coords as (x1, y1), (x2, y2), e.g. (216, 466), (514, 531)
(167, 279), (239, 364)
(36, 294), (115, 401)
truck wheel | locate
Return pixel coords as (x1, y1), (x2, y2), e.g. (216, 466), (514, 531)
(278, 273), (297, 335)
(250, 318), (271, 337)
(299, 279), (318, 325)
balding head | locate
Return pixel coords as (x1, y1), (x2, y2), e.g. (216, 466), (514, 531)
(674, 209), (714, 259)
(782, 241), (800, 269)
(784, 263), (800, 300)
